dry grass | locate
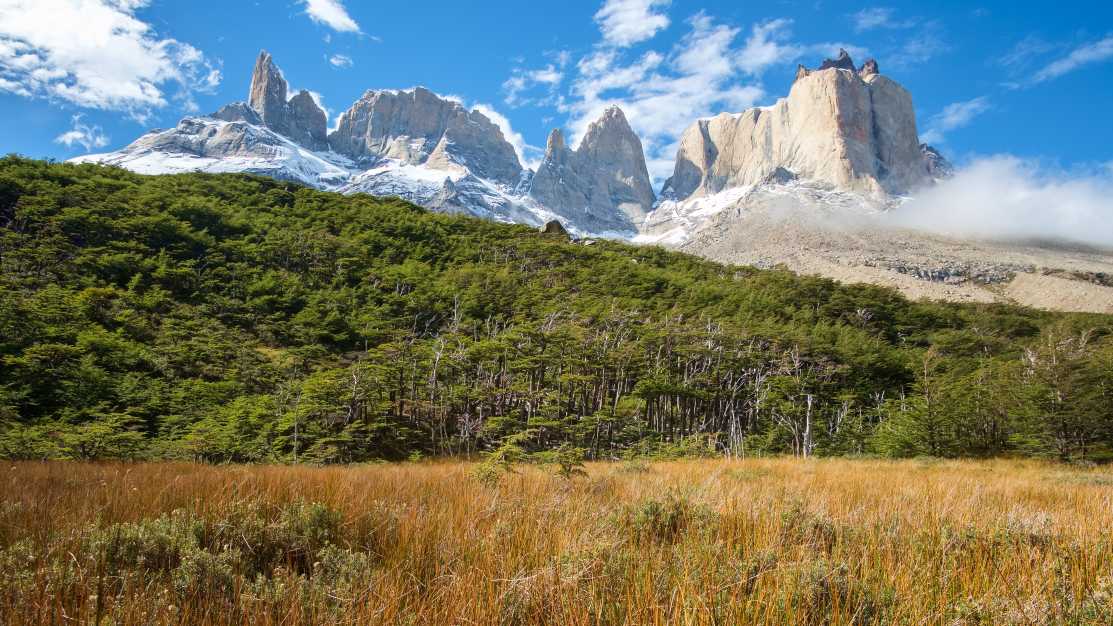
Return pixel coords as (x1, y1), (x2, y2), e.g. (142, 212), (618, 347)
(2, 458), (1112, 625)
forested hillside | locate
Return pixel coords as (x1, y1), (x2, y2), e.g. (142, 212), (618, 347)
(1, 157), (1110, 462)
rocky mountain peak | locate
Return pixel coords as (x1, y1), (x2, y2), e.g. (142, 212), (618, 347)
(859, 58), (880, 78)
(664, 53), (930, 200)
(329, 86), (523, 185)
(248, 51), (287, 125)
(818, 48), (857, 72)
(528, 106), (655, 233)
(247, 51), (327, 150)
(544, 128), (567, 154)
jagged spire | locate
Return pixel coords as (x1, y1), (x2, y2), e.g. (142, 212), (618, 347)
(249, 51), (287, 123)
(817, 49), (856, 72)
(246, 51), (327, 150)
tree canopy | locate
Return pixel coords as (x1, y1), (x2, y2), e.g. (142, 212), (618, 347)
(1, 156), (1111, 462)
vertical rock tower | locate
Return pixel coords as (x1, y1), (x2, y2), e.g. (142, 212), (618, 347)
(663, 51), (931, 200)
(248, 51), (328, 151)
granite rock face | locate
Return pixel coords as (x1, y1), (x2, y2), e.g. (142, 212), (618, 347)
(529, 106), (655, 232)
(663, 52), (931, 200)
(328, 87), (522, 185)
(248, 51), (328, 150)
(211, 102), (262, 125)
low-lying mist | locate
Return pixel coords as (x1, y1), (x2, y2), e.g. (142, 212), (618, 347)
(890, 156), (1113, 250)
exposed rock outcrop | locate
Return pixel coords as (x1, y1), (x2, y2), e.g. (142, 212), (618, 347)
(663, 51), (930, 200)
(328, 87), (522, 185)
(540, 220), (570, 238)
(248, 51), (328, 151)
(818, 48), (857, 72)
(920, 144), (954, 180)
(528, 106), (655, 232)
(211, 102), (262, 125)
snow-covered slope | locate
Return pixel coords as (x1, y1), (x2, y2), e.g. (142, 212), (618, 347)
(638, 181), (898, 246)
(73, 114), (588, 232)
(72, 118), (352, 188)
(71, 50), (647, 237)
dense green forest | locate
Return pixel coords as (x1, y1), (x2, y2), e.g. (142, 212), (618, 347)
(1, 157), (1111, 463)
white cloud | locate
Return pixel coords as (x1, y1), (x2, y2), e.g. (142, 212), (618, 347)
(301, 0), (360, 33)
(998, 36), (1055, 70)
(1031, 36), (1113, 84)
(594, 0), (671, 48)
(893, 156), (1113, 249)
(503, 64), (564, 107)
(920, 96), (991, 144)
(328, 54), (353, 68)
(563, 13), (765, 182)
(851, 7), (914, 32)
(0, 0), (220, 119)
(508, 8), (866, 184)
(738, 20), (868, 76)
(738, 19), (802, 75)
(54, 114), (109, 152)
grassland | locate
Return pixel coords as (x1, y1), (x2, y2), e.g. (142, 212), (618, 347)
(2, 458), (1112, 625)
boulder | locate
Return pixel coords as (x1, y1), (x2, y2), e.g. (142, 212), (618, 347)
(540, 220), (570, 238)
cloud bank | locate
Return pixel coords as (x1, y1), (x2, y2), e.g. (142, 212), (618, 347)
(893, 156), (1113, 249)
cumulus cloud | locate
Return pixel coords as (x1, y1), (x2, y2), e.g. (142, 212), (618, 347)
(738, 19), (802, 75)
(893, 156), (1113, 249)
(1031, 36), (1113, 84)
(54, 114), (109, 152)
(0, 0), (220, 119)
(594, 0), (671, 47)
(920, 97), (991, 144)
(503, 4), (868, 184)
(328, 54), (353, 68)
(301, 0), (361, 33)
(562, 13), (768, 181)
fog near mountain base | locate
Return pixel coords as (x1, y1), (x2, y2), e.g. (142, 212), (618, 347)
(891, 156), (1113, 250)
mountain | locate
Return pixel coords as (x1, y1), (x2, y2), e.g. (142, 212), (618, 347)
(644, 53), (937, 244)
(73, 51), (648, 236)
(70, 50), (1113, 313)
(529, 106), (656, 232)
(638, 52), (1113, 313)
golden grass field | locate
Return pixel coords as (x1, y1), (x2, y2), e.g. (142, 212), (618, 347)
(2, 458), (1112, 625)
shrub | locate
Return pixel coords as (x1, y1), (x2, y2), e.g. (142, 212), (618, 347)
(623, 494), (715, 544)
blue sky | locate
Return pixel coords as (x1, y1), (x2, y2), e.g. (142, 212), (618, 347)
(2, 0), (1112, 185)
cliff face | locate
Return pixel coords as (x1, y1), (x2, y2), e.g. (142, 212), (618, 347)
(529, 106), (655, 231)
(663, 53), (930, 200)
(328, 87), (523, 186)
